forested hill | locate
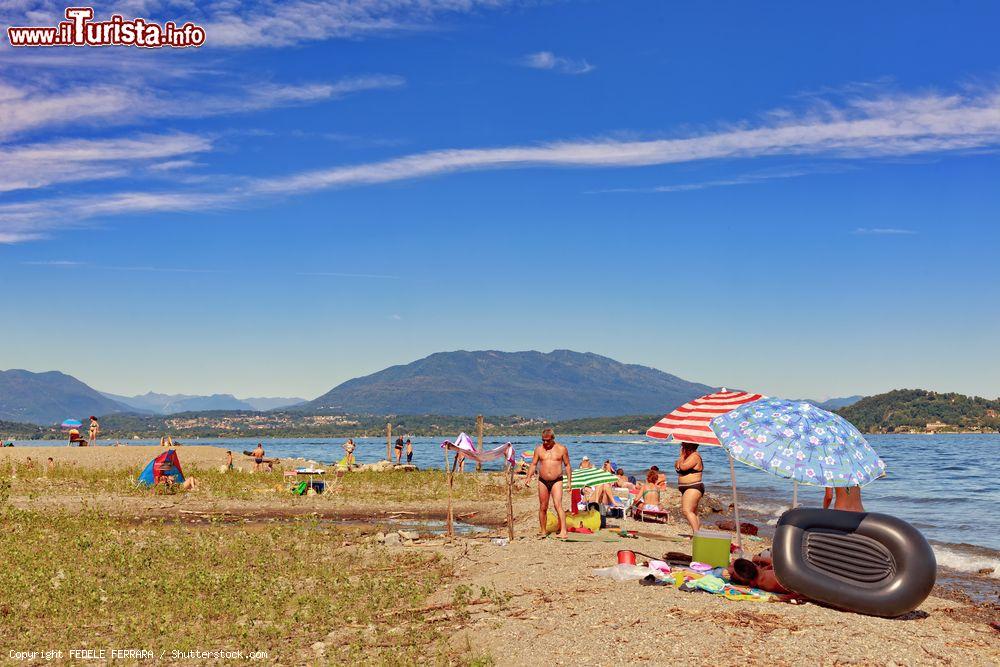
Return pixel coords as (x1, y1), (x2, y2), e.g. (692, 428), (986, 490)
(837, 389), (1000, 433)
(305, 350), (714, 420)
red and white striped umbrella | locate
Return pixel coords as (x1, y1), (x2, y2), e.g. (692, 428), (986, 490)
(646, 389), (764, 553)
(646, 390), (764, 445)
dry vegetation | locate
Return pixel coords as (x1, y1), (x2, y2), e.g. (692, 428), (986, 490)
(0, 462), (512, 665)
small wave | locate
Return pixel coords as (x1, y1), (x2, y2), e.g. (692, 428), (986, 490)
(573, 439), (651, 445)
(738, 500), (793, 517)
(932, 543), (1000, 579)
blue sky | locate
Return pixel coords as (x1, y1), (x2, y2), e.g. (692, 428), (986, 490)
(1, 1), (999, 400)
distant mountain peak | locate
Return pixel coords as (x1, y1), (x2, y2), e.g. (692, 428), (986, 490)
(305, 349), (713, 420)
(102, 391), (304, 414)
(0, 368), (133, 425)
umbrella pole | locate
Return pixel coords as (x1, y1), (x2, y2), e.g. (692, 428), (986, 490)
(728, 453), (743, 555)
(792, 480), (799, 509)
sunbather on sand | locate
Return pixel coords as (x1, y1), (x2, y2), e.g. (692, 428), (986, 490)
(590, 460), (617, 504)
(724, 550), (789, 594)
(614, 468), (636, 492)
(633, 470), (662, 511)
(524, 428), (571, 539)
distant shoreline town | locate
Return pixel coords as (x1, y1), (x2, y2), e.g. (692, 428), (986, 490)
(3, 402), (998, 442)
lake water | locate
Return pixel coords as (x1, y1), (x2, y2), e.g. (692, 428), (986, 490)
(13, 433), (999, 582)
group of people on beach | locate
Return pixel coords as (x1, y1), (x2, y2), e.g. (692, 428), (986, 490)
(523, 428), (863, 541)
(66, 416), (100, 447)
(522, 430), (711, 538)
(393, 436), (413, 464)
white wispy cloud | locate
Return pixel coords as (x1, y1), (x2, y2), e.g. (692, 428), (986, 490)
(5, 82), (1000, 242)
(519, 51), (594, 75)
(0, 75), (404, 141)
(248, 86), (1000, 196)
(148, 159), (202, 172)
(0, 133), (212, 193)
(21, 261), (399, 278)
(852, 228), (918, 235)
(587, 167), (834, 194)
(0, 191), (235, 243)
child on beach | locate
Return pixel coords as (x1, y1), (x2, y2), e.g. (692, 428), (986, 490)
(405, 438), (413, 463)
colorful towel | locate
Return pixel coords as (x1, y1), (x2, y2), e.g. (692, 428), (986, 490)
(669, 569), (775, 602)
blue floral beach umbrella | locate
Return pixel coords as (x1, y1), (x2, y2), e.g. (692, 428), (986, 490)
(60, 418), (83, 430)
(710, 398), (886, 487)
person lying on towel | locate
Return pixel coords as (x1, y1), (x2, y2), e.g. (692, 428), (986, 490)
(724, 550), (789, 594)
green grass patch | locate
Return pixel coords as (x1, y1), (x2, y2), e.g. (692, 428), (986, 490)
(4, 461), (519, 504)
(0, 508), (483, 664)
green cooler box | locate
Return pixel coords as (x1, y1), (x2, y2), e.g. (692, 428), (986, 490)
(692, 529), (732, 568)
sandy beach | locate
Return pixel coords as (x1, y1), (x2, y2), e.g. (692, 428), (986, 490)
(0, 444), (318, 472)
(0, 444), (996, 665)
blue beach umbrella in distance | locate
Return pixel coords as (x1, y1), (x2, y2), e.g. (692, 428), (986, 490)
(709, 398), (887, 501)
(61, 418), (82, 430)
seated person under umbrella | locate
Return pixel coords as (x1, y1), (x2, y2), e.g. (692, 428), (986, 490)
(584, 460), (619, 505)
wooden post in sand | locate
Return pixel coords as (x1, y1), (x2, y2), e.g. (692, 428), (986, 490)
(386, 423), (392, 462)
(506, 459), (515, 541)
(447, 451), (460, 539)
(475, 415), (484, 472)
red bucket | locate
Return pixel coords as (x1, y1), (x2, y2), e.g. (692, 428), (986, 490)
(617, 550), (636, 565)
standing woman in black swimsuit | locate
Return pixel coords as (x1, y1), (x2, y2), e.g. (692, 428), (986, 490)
(675, 442), (704, 534)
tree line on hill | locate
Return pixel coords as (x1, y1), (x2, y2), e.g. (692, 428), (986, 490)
(836, 389), (1000, 433)
(2, 411), (663, 440)
(5, 389), (998, 441)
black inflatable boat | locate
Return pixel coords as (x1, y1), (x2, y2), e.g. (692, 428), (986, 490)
(772, 508), (936, 617)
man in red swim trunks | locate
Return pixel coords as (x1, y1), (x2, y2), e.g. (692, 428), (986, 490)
(524, 428), (571, 539)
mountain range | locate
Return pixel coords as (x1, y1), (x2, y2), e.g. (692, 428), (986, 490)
(2, 352), (868, 426)
(305, 349), (715, 420)
(0, 369), (132, 425)
(101, 392), (304, 414)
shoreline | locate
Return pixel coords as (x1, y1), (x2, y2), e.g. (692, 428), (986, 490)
(2, 444), (997, 664)
(9, 429), (999, 441)
(4, 443), (998, 597)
